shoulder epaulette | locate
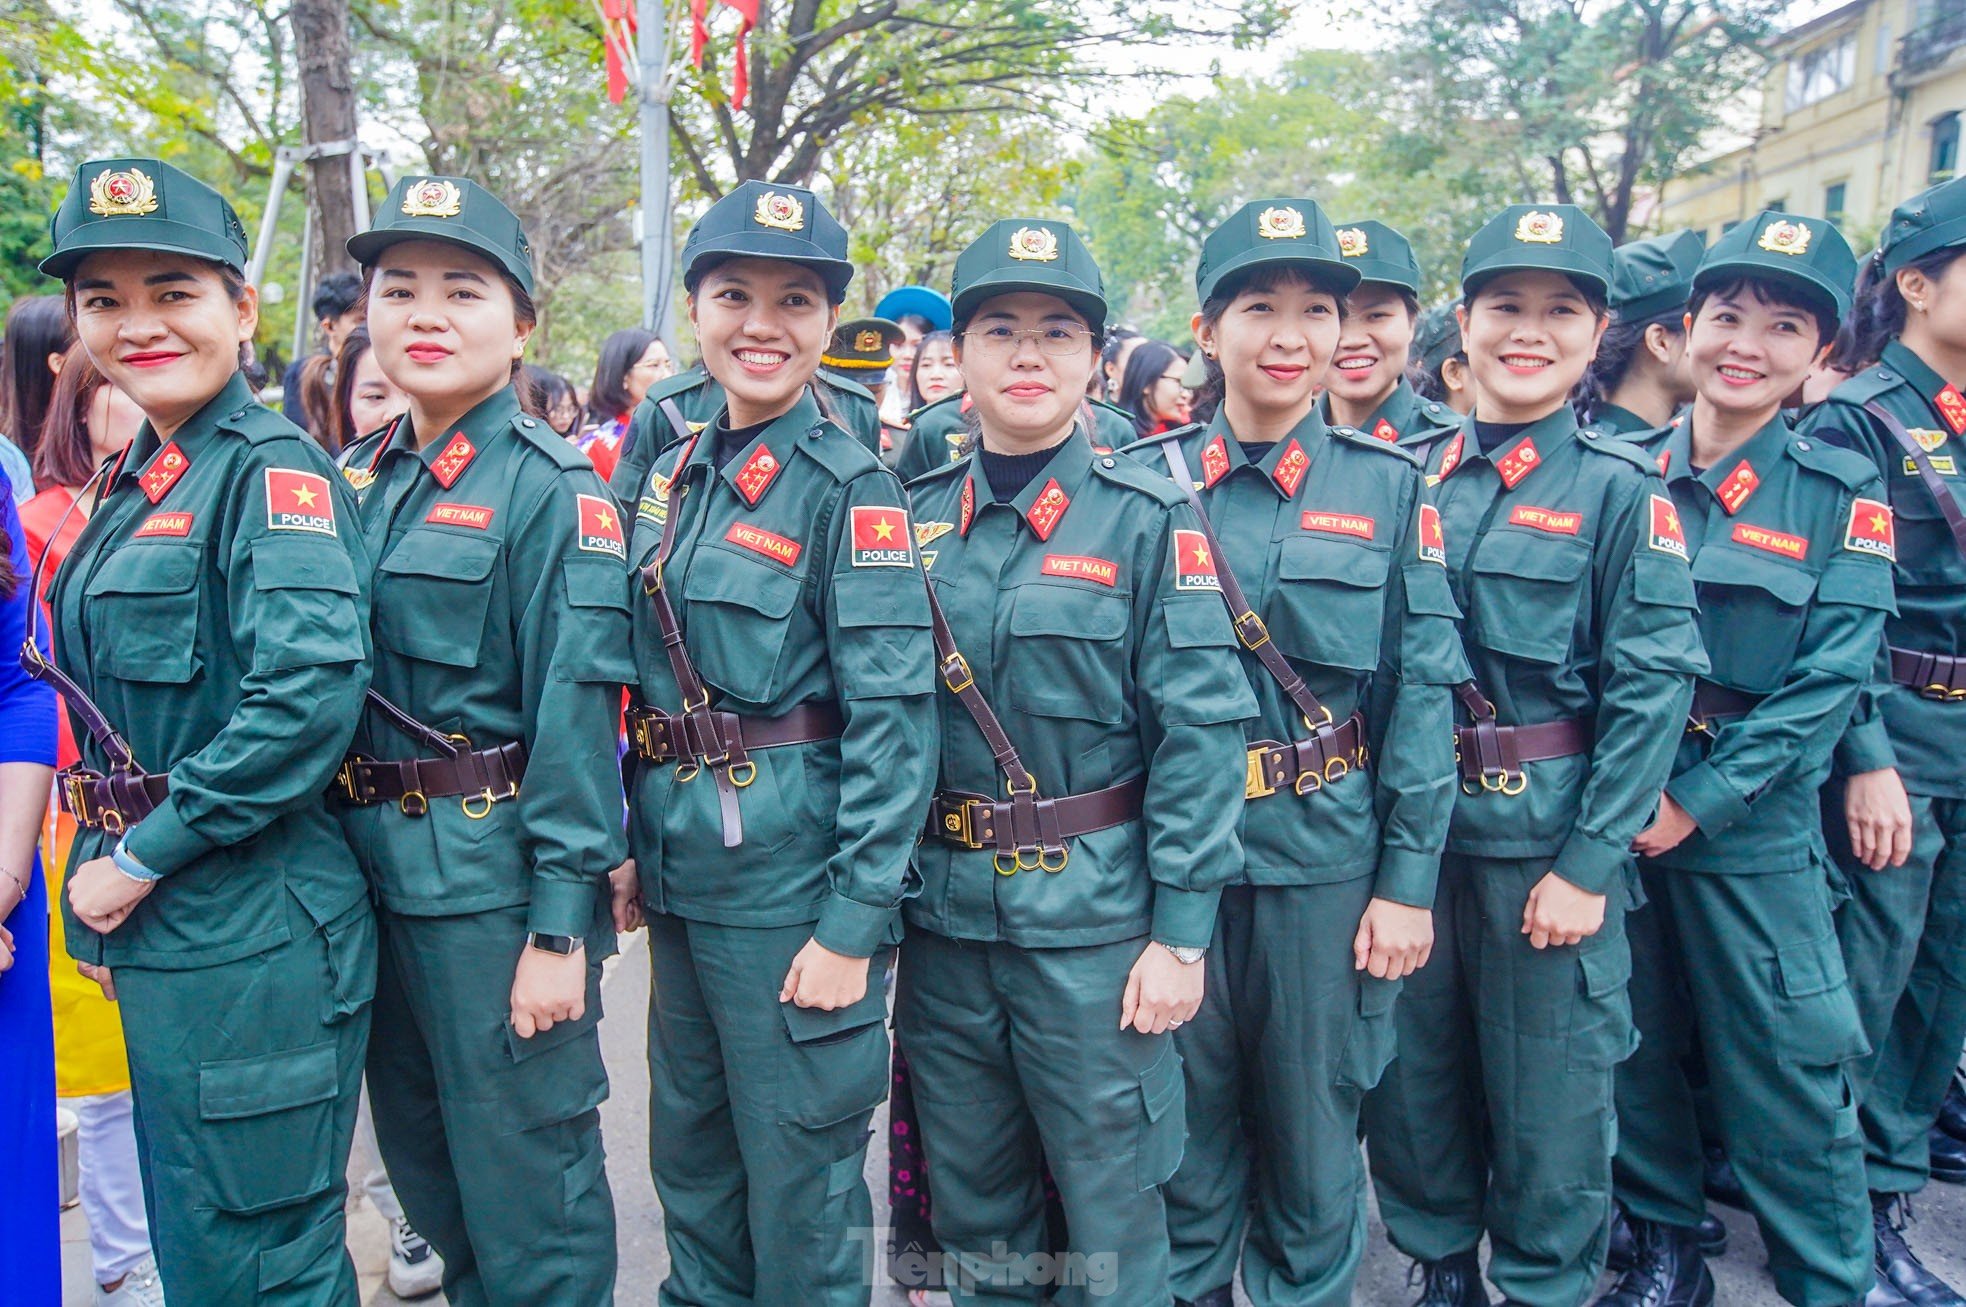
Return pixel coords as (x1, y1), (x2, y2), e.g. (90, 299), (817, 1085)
(1576, 429), (1660, 475)
(1329, 424), (1423, 465)
(795, 417), (884, 482)
(908, 393), (963, 424)
(904, 456), (969, 491)
(220, 401), (305, 445)
(819, 371), (876, 404)
(1827, 366), (1901, 407)
(512, 412), (595, 473)
(1113, 422), (1202, 459)
(1788, 433), (1878, 491)
(1091, 447), (1188, 508)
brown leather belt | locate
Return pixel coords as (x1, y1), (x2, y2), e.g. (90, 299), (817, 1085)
(1890, 647), (1966, 702)
(625, 701), (845, 774)
(1687, 681), (1763, 734)
(1451, 682), (1591, 795)
(1245, 711), (1369, 799)
(57, 765), (169, 833)
(929, 776), (1146, 874)
(333, 741), (527, 818)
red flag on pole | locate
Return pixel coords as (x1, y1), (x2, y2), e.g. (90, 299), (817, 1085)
(601, 0), (638, 104)
(688, 0), (760, 108)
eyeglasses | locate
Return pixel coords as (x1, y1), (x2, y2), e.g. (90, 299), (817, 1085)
(961, 325), (1094, 357)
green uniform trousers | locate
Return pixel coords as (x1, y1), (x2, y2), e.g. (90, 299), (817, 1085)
(1363, 854), (1633, 1307)
(1165, 879), (1398, 1307)
(120, 897), (374, 1306)
(895, 931), (1186, 1307)
(1828, 785), (1966, 1194)
(645, 913), (891, 1307)
(367, 905), (615, 1307)
(1613, 861), (1872, 1305)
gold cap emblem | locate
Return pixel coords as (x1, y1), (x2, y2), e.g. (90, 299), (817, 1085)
(1514, 211), (1564, 244)
(854, 329), (883, 352)
(402, 179), (463, 219)
(88, 167), (159, 217)
(754, 191), (806, 232)
(1258, 206), (1307, 241)
(1008, 226), (1060, 262)
(1756, 219), (1812, 256)
(1336, 227), (1370, 258)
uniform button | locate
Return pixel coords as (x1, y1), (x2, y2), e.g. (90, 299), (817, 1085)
(1583, 431), (1597, 439)
(1797, 440), (1812, 451)
(231, 407), (248, 419)
(521, 418), (536, 428)
(1101, 458), (1116, 468)
(1879, 371), (1894, 380)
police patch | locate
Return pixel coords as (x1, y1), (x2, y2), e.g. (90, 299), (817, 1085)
(1844, 497), (1895, 560)
(577, 493), (626, 558)
(1173, 529), (1220, 591)
(1418, 503), (1446, 565)
(265, 469), (335, 535)
(1648, 495), (1687, 560)
(850, 505), (913, 567)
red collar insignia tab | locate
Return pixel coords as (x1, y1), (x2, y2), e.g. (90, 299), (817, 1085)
(1656, 449), (1672, 476)
(733, 443), (781, 506)
(1200, 435), (1230, 488)
(1272, 438), (1309, 498)
(1025, 478), (1069, 541)
(140, 441), (189, 504)
(1717, 460), (1759, 514)
(430, 432), (476, 488)
(1436, 431), (1466, 480)
(1937, 385), (1966, 436)
(1495, 434), (1540, 489)
(1372, 418), (1399, 443)
(960, 476), (975, 536)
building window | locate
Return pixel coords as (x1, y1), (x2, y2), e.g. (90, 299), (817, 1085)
(1824, 182), (1848, 224)
(1721, 220), (1743, 235)
(1766, 198), (1789, 213)
(1935, 113), (1960, 186)
(1786, 33), (1856, 112)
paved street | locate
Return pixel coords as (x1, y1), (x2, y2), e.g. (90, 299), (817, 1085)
(61, 928), (1966, 1304)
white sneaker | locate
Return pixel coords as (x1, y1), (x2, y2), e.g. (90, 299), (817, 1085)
(96, 1254), (166, 1307)
(388, 1216), (445, 1299)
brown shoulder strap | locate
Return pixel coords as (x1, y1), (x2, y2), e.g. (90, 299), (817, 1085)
(920, 578), (1039, 796)
(1863, 399), (1966, 560)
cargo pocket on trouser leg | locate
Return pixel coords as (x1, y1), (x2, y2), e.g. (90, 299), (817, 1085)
(497, 961), (609, 1135)
(318, 902), (377, 1026)
(1335, 975), (1404, 1092)
(197, 1041), (341, 1214)
(1568, 936), (1637, 1073)
(1774, 930), (1869, 1147)
(256, 1210), (349, 1302)
(1135, 1039), (1187, 1192)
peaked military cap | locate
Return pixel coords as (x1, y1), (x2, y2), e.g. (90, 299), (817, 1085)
(1880, 175), (1966, 275)
(1414, 301), (1464, 373)
(1461, 203), (1613, 300)
(821, 316), (903, 380)
(1331, 219), (1420, 296)
(349, 175), (537, 296)
(1196, 198), (1360, 304)
(1693, 209), (1857, 325)
(42, 158), (250, 281)
(952, 219), (1107, 333)
(681, 180), (854, 304)
(1610, 229), (1706, 322)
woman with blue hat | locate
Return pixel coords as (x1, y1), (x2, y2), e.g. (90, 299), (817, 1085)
(38, 157), (376, 1305)
(336, 174), (632, 1304)
(622, 180), (939, 1304)
(1806, 173), (1966, 1307)
(1362, 203), (1707, 1307)
(1125, 197), (1463, 1307)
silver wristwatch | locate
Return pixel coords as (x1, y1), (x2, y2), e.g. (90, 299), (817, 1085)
(1164, 944), (1206, 965)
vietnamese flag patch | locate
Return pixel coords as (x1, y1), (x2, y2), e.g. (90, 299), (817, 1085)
(1418, 503), (1446, 565)
(1648, 495), (1687, 560)
(1844, 497), (1895, 560)
(577, 493), (626, 558)
(1173, 528), (1220, 590)
(850, 505), (914, 567)
(265, 469), (335, 535)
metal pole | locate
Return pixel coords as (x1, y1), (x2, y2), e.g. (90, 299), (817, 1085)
(246, 151), (298, 287)
(349, 147), (371, 232)
(639, 0), (676, 346)
(291, 213), (316, 363)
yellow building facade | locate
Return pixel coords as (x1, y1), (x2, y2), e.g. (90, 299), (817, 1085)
(1656, 0), (1964, 245)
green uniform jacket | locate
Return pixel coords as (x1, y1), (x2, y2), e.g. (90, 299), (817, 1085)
(624, 391), (938, 959)
(1121, 409), (1464, 906)
(893, 393), (1136, 485)
(1320, 378), (1459, 454)
(54, 373), (373, 970)
(1802, 341), (1966, 798)
(1637, 414), (1896, 873)
(1586, 403), (1657, 439)
(1422, 410), (1707, 893)
(904, 431), (1258, 951)
(607, 365), (882, 508)
(338, 389), (631, 939)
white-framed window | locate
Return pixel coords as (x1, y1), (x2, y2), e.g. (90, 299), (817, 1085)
(1786, 32), (1856, 112)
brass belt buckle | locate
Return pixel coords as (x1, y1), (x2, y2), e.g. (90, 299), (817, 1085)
(942, 653), (975, 695)
(1245, 747), (1277, 800)
(941, 798), (988, 850)
(62, 772), (93, 826)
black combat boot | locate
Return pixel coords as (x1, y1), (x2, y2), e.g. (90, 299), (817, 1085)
(1607, 1206), (1728, 1271)
(1175, 1288), (1233, 1307)
(1410, 1249), (1488, 1307)
(1701, 1143), (1746, 1210)
(1936, 1074), (1966, 1144)
(1592, 1216), (1714, 1307)
(1873, 1193), (1966, 1306)
(1928, 1126), (1966, 1184)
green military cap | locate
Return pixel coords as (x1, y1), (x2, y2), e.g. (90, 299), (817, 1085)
(1197, 198), (1360, 304)
(349, 175), (536, 296)
(952, 219), (1106, 333)
(821, 317), (902, 381)
(41, 158), (250, 281)
(1880, 175), (1966, 274)
(1693, 209), (1857, 325)
(1414, 302), (1464, 373)
(1610, 229), (1706, 322)
(1460, 203), (1613, 300)
(1332, 219), (1419, 295)
(680, 180), (854, 304)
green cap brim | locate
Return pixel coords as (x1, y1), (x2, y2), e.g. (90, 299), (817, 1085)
(1693, 262), (1847, 326)
(951, 268), (1107, 333)
(1197, 247), (1361, 305)
(1884, 211), (1966, 273)
(1463, 255), (1610, 301)
(348, 223), (535, 296)
(682, 235), (854, 304)
(1614, 289), (1692, 324)
(40, 220), (244, 280)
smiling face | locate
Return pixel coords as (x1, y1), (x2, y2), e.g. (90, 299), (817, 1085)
(1328, 283), (1415, 409)
(913, 337), (961, 405)
(956, 291), (1098, 451)
(365, 239), (531, 422)
(1194, 269), (1341, 430)
(689, 257), (835, 428)
(1687, 280), (1830, 422)
(1458, 269), (1607, 423)
(69, 249), (258, 438)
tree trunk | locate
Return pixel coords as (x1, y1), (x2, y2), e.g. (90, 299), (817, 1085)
(291, 0), (359, 281)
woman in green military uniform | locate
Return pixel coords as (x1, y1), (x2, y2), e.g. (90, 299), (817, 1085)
(1805, 174), (1966, 1307)
(896, 218), (1255, 1304)
(42, 157), (376, 1305)
(1582, 231), (1705, 438)
(334, 176), (633, 1305)
(1608, 211), (1897, 1307)
(1319, 218), (1462, 459)
(1361, 204), (1707, 1307)
(621, 181), (939, 1305)
(1124, 198), (1462, 1307)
